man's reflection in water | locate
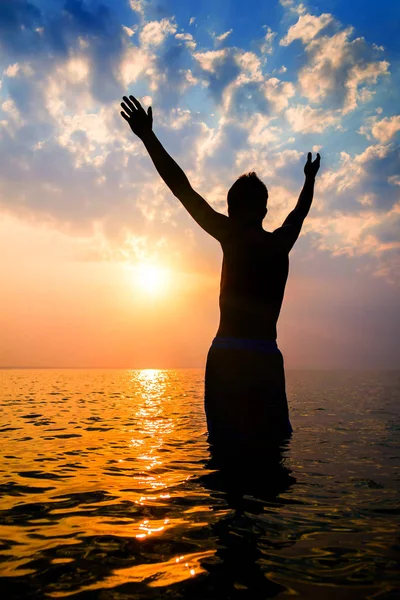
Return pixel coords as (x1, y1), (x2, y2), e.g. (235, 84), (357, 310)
(197, 436), (296, 599)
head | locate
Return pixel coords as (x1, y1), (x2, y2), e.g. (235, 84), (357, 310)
(227, 172), (268, 226)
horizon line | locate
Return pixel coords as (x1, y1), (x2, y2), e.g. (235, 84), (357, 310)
(1, 366), (399, 371)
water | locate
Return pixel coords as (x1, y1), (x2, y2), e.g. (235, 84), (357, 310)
(0, 369), (399, 599)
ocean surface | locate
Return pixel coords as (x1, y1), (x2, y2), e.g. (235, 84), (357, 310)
(0, 368), (399, 599)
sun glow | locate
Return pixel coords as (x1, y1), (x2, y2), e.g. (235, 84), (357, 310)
(135, 264), (170, 295)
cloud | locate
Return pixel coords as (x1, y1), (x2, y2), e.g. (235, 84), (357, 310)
(0, 0), (127, 104)
(214, 29), (233, 44)
(175, 32), (196, 51)
(193, 49), (242, 102)
(388, 175), (400, 187)
(262, 77), (295, 112)
(281, 11), (390, 114)
(139, 18), (177, 48)
(150, 41), (199, 104)
(246, 114), (281, 147)
(280, 12), (333, 46)
(273, 148), (303, 169)
(286, 105), (341, 132)
(359, 114), (400, 143)
(193, 46), (294, 121)
(129, 0), (146, 15)
(119, 46), (150, 86)
(260, 27), (277, 55)
(317, 142), (399, 215)
(122, 25), (136, 37)
(193, 49), (230, 73)
(307, 202), (400, 286)
(279, 0), (306, 13)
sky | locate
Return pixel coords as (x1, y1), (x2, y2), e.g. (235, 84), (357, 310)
(0, 0), (399, 369)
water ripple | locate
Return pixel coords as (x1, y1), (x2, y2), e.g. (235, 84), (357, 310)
(0, 368), (399, 598)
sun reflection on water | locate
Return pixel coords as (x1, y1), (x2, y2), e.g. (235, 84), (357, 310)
(129, 369), (174, 519)
(126, 369), (201, 582)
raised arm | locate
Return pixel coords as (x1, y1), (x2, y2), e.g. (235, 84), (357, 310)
(120, 95), (230, 241)
(273, 152), (320, 252)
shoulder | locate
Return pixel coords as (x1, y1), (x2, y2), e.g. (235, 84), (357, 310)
(271, 224), (300, 253)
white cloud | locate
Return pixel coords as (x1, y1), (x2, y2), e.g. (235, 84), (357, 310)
(281, 12), (390, 114)
(230, 138), (302, 188)
(360, 114), (400, 143)
(4, 63), (20, 77)
(345, 60), (389, 113)
(1, 99), (22, 126)
(4, 62), (34, 78)
(119, 46), (150, 86)
(215, 29), (233, 44)
(273, 149), (303, 168)
(280, 13), (333, 46)
(355, 142), (391, 164)
(286, 105), (341, 132)
(261, 27), (277, 55)
(129, 0), (145, 14)
(175, 32), (196, 51)
(122, 25), (135, 37)
(262, 77), (295, 112)
(247, 114), (281, 146)
(193, 49), (229, 73)
(318, 143), (392, 197)
(307, 211), (382, 258)
(164, 108), (192, 130)
(279, 0), (306, 12)
(236, 51), (263, 80)
(65, 57), (90, 84)
(266, 185), (299, 229)
(215, 60), (293, 119)
(139, 19), (177, 48)
(388, 175), (400, 187)
(306, 202), (400, 286)
(175, 33), (194, 41)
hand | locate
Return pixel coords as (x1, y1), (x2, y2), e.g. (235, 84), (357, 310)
(120, 95), (153, 139)
(304, 152), (321, 179)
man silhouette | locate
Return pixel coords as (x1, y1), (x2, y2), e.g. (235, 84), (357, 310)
(121, 95), (320, 446)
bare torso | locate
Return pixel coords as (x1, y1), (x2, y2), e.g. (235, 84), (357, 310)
(216, 227), (289, 341)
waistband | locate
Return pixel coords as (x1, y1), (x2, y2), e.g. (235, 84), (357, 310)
(211, 336), (279, 354)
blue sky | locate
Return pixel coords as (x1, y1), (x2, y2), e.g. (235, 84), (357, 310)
(0, 0), (399, 368)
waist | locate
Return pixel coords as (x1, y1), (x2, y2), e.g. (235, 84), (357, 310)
(211, 336), (279, 354)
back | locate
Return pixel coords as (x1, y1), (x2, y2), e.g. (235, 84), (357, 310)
(217, 228), (289, 340)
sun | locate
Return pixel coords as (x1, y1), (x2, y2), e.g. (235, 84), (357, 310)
(135, 263), (170, 295)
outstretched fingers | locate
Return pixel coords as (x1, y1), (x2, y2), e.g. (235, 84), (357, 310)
(129, 95), (146, 113)
(121, 100), (134, 118)
(120, 95), (153, 136)
(304, 151), (321, 177)
(122, 96), (136, 112)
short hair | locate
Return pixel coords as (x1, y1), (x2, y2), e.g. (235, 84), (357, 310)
(227, 172), (268, 220)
